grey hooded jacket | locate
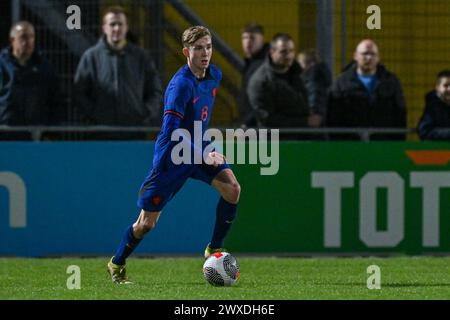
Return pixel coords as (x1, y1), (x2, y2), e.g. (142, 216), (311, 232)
(74, 37), (163, 126)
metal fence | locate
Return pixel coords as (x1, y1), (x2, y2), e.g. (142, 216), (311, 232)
(0, 125), (418, 142)
(1, 1), (449, 140)
(6, 0), (165, 126)
(335, 0), (450, 130)
(4, 0), (250, 129)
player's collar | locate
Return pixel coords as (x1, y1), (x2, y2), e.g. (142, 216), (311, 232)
(186, 65), (215, 81)
(198, 67), (216, 82)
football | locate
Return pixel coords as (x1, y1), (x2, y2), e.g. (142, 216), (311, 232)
(203, 252), (240, 286)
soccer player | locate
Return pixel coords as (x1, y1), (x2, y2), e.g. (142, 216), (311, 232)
(107, 26), (241, 284)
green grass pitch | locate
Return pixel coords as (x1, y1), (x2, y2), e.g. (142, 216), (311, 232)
(1, 256), (450, 299)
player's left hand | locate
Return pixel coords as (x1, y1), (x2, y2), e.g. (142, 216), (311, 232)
(206, 151), (226, 167)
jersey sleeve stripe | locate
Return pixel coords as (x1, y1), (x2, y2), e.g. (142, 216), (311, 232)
(164, 110), (184, 119)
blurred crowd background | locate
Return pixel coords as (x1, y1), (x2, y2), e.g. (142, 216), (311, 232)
(1, 0), (450, 141)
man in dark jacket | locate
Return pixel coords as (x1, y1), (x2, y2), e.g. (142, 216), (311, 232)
(297, 48), (332, 127)
(247, 33), (311, 133)
(326, 39), (407, 140)
(0, 21), (63, 139)
(418, 70), (450, 141)
(74, 6), (162, 139)
(238, 23), (270, 128)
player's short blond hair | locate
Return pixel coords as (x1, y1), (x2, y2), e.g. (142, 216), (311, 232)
(182, 26), (211, 48)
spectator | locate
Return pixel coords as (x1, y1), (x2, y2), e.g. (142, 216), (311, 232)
(418, 70), (450, 141)
(0, 21), (63, 140)
(326, 39), (407, 140)
(74, 6), (162, 139)
(238, 23), (270, 128)
(247, 33), (312, 138)
(297, 48), (332, 128)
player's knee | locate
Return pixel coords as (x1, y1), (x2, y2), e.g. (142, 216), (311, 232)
(135, 216), (159, 235)
(142, 219), (157, 233)
(225, 182), (241, 204)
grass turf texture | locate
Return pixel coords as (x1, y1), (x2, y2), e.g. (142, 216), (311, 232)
(1, 256), (450, 299)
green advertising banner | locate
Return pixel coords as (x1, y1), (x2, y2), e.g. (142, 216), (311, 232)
(228, 142), (450, 255)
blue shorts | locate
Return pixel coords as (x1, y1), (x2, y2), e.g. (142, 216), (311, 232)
(137, 162), (230, 212)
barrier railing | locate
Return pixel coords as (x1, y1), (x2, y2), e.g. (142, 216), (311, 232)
(0, 126), (418, 142)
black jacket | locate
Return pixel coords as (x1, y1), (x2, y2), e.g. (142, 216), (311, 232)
(247, 56), (309, 128)
(74, 37), (163, 126)
(301, 62), (332, 116)
(326, 63), (407, 140)
(238, 43), (270, 127)
(0, 47), (63, 125)
(418, 91), (450, 141)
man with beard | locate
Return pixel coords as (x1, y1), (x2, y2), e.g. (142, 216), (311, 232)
(418, 70), (450, 140)
(247, 33), (313, 138)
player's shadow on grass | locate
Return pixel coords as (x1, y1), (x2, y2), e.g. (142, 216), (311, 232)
(165, 281), (207, 287)
(165, 281), (247, 289)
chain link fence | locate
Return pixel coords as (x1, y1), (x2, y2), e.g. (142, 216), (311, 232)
(335, 0), (450, 137)
(1, 0), (447, 140)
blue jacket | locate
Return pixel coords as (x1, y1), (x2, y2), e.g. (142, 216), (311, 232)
(0, 47), (62, 125)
